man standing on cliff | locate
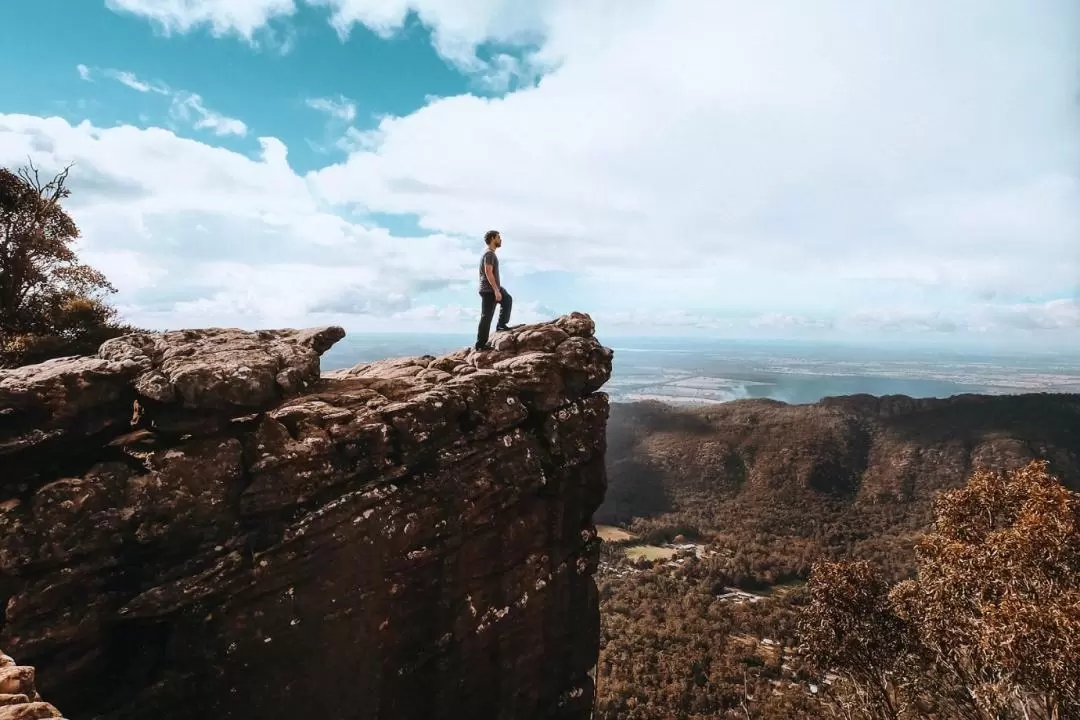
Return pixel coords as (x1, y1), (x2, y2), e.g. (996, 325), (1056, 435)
(475, 229), (514, 351)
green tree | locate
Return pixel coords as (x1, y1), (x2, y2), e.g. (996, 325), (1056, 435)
(0, 162), (136, 366)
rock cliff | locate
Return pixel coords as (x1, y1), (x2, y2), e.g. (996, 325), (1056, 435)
(0, 313), (613, 720)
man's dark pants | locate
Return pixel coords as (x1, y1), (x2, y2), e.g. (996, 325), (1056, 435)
(476, 287), (512, 348)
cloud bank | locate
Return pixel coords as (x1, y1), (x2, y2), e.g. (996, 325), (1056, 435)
(1, 0), (1076, 345)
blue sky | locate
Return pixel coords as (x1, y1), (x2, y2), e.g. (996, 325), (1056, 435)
(0, 0), (1078, 348)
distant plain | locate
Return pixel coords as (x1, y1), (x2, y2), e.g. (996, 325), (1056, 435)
(322, 332), (1080, 406)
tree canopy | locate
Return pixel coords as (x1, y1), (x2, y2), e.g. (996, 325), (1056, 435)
(0, 162), (136, 366)
(801, 460), (1080, 720)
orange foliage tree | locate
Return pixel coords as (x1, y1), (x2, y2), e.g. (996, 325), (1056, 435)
(800, 460), (1080, 720)
(0, 162), (136, 366)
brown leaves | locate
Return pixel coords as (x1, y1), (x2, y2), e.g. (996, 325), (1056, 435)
(800, 460), (1080, 719)
(801, 561), (909, 675)
(914, 461), (1080, 714)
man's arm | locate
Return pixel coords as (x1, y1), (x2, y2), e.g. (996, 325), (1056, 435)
(484, 260), (502, 301)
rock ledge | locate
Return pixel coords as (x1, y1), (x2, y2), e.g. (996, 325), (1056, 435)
(0, 312), (612, 720)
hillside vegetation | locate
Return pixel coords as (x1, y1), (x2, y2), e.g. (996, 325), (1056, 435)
(595, 398), (1080, 718)
(602, 395), (1080, 583)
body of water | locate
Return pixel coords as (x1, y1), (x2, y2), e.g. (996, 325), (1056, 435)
(321, 332), (1080, 406)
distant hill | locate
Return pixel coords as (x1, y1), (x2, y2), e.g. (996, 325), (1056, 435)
(601, 393), (1080, 580)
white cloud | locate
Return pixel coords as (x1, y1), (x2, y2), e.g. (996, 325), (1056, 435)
(81, 66), (249, 137)
(470, 53), (542, 93)
(308, 0), (559, 86)
(751, 314), (835, 331)
(170, 92), (249, 136)
(24, 2), (1080, 345)
(304, 96), (364, 156)
(0, 114), (476, 330)
(106, 0), (556, 82)
(301, 0), (1079, 342)
(104, 69), (169, 94)
(593, 302), (1080, 341)
(306, 95), (357, 123)
(104, 0), (298, 42)
(979, 300), (1080, 332)
(308, 2), (1079, 288)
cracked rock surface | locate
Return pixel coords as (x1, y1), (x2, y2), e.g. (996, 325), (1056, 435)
(0, 312), (612, 720)
(0, 651), (63, 720)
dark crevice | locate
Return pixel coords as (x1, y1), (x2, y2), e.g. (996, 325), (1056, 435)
(275, 413), (303, 441)
(456, 403), (483, 437)
(90, 618), (175, 714)
(111, 446), (154, 475)
(227, 447), (256, 527)
(238, 518), (287, 557)
(27, 536), (184, 715)
(384, 421), (407, 470)
(230, 413), (291, 554)
(0, 576), (11, 643)
(521, 406), (553, 436)
(224, 453), (259, 563)
(520, 399), (600, 495)
(1, 423), (140, 503)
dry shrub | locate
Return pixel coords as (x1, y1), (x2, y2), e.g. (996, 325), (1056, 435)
(801, 460), (1080, 720)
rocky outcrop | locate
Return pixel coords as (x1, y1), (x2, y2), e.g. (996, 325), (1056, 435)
(0, 313), (613, 720)
(0, 651), (63, 720)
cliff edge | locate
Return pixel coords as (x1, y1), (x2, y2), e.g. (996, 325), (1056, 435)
(0, 313), (613, 720)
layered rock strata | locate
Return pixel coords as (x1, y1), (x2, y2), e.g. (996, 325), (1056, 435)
(0, 313), (612, 720)
(0, 651), (63, 720)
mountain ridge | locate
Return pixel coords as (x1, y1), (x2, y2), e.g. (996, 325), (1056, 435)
(601, 392), (1080, 579)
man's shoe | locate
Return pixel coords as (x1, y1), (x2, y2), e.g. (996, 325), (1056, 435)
(495, 324), (520, 332)
(474, 343), (493, 351)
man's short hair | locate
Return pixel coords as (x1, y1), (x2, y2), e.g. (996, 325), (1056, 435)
(484, 230), (500, 245)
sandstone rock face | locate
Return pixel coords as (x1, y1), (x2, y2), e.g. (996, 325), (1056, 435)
(0, 651), (63, 720)
(0, 313), (612, 720)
